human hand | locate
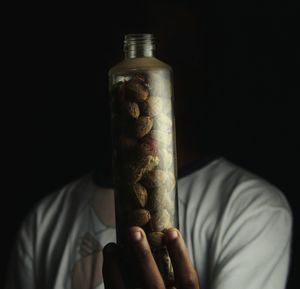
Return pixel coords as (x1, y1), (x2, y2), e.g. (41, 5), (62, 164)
(102, 226), (200, 289)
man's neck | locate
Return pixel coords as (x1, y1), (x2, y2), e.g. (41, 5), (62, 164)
(177, 144), (201, 171)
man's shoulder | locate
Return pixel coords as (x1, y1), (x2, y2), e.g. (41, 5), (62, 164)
(23, 174), (95, 229)
(179, 157), (291, 216)
(217, 159), (291, 214)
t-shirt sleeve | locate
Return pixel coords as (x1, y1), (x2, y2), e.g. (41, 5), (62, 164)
(210, 186), (292, 289)
(6, 212), (36, 289)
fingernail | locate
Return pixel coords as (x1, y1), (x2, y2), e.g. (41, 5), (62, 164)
(103, 243), (117, 255)
(168, 230), (178, 241)
(130, 230), (142, 242)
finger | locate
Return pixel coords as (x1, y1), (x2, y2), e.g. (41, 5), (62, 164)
(102, 243), (126, 289)
(165, 229), (200, 289)
(128, 226), (165, 289)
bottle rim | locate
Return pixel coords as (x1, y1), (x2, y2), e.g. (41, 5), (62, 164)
(123, 34), (156, 57)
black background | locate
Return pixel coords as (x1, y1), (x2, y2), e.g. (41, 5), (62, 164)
(2, 1), (299, 288)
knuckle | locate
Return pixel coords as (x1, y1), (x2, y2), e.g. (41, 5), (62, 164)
(102, 261), (107, 276)
(181, 273), (198, 289)
(138, 248), (151, 260)
(149, 284), (163, 289)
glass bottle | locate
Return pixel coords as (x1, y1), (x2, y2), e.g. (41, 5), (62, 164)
(109, 34), (178, 288)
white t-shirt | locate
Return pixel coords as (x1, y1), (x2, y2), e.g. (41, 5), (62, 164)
(6, 157), (292, 289)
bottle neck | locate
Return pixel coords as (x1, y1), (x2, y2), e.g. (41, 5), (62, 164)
(123, 34), (155, 59)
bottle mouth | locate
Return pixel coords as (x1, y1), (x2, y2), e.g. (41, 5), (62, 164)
(124, 34), (155, 58)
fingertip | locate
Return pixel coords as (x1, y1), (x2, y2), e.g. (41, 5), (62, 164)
(102, 243), (126, 289)
(164, 228), (180, 243)
(168, 229), (178, 241)
(128, 226), (144, 242)
(103, 242), (118, 257)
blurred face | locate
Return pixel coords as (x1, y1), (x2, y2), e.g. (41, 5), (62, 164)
(107, 3), (207, 153)
(146, 4), (205, 151)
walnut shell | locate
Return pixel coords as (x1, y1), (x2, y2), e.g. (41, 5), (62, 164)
(162, 253), (174, 282)
(128, 209), (151, 226)
(151, 209), (172, 231)
(135, 116), (153, 138)
(130, 183), (148, 207)
(149, 187), (174, 212)
(118, 136), (137, 150)
(148, 231), (165, 247)
(125, 155), (160, 184)
(142, 169), (168, 189)
(111, 81), (125, 98)
(125, 79), (149, 102)
(111, 82), (126, 118)
(141, 96), (164, 116)
(126, 101), (140, 119)
(139, 135), (157, 156)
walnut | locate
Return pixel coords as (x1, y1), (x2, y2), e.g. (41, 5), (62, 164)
(148, 187), (174, 212)
(118, 136), (137, 150)
(142, 169), (168, 189)
(128, 209), (151, 226)
(162, 252), (174, 283)
(111, 81), (125, 98)
(148, 231), (165, 247)
(125, 155), (160, 184)
(139, 135), (157, 156)
(125, 79), (149, 102)
(126, 101), (140, 119)
(130, 183), (148, 207)
(135, 116), (153, 138)
(151, 209), (172, 231)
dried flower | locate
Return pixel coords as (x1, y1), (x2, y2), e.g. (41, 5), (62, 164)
(154, 113), (172, 132)
(141, 96), (164, 116)
(157, 148), (173, 170)
(150, 130), (172, 146)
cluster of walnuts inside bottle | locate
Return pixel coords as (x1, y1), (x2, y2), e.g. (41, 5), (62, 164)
(109, 34), (178, 287)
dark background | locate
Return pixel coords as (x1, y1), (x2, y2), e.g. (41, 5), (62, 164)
(3, 1), (299, 288)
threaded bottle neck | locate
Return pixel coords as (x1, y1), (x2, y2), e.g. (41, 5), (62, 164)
(123, 34), (155, 59)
